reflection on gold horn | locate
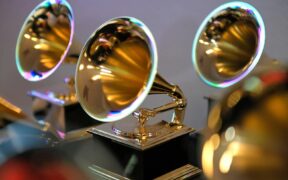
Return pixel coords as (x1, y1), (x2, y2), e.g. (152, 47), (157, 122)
(192, 1), (266, 88)
(75, 17), (194, 149)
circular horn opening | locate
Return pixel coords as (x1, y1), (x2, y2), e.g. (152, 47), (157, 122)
(75, 17), (157, 122)
(192, 2), (265, 88)
(16, 0), (74, 81)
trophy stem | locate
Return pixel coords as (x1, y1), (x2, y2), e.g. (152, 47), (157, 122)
(54, 77), (77, 103)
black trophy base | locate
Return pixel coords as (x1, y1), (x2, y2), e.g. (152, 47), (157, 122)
(30, 88), (100, 134)
(60, 103), (98, 132)
(59, 130), (203, 180)
(33, 100), (98, 132)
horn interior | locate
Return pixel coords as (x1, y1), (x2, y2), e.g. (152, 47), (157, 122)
(16, 0), (74, 81)
(192, 2), (265, 88)
(75, 17), (157, 122)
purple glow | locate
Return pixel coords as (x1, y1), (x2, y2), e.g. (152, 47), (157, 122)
(57, 130), (66, 139)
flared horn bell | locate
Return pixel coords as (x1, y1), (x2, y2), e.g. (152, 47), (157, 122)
(75, 17), (158, 122)
(16, 0), (75, 81)
(192, 1), (265, 88)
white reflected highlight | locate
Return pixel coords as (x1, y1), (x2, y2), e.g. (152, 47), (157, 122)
(91, 75), (100, 81)
(79, 64), (84, 71)
(219, 150), (233, 173)
(225, 126), (236, 142)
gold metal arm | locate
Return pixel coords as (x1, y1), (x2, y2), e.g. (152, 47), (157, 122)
(133, 74), (187, 129)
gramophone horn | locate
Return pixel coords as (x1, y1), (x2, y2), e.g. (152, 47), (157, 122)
(192, 1), (265, 88)
(14, 0), (95, 136)
(76, 17), (157, 122)
(76, 17), (193, 145)
(15, 0), (77, 81)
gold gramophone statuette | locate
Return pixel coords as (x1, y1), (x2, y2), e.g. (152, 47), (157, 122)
(75, 17), (194, 150)
(15, 0), (95, 137)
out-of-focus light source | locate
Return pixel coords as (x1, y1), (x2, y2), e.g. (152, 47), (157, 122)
(202, 134), (220, 179)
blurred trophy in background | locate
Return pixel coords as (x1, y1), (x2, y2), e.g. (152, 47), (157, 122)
(201, 67), (288, 180)
(0, 96), (27, 128)
(15, 0), (96, 138)
(0, 96), (60, 164)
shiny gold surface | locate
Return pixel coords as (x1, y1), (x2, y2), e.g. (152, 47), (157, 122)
(202, 68), (288, 180)
(16, 0), (73, 81)
(89, 164), (130, 180)
(0, 96), (26, 121)
(76, 17), (191, 146)
(193, 3), (264, 86)
(16, 0), (82, 134)
(205, 21), (257, 78)
(76, 17), (155, 121)
(89, 119), (194, 150)
(155, 164), (201, 180)
(55, 77), (77, 102)
(99, 39), (150, 110)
